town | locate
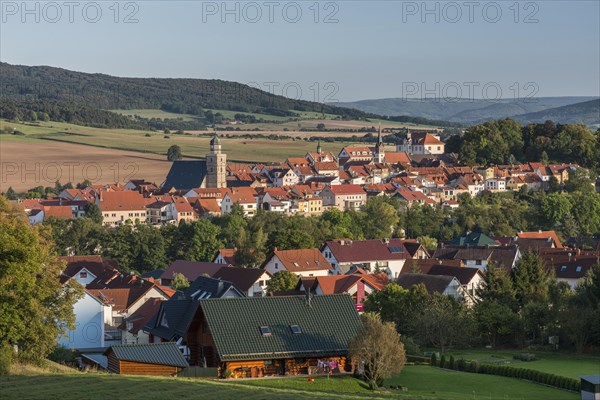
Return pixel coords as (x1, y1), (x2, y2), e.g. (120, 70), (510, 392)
(2, 128), (600, 399)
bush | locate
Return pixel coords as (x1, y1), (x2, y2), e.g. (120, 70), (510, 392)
(48, 345), (75, 365)
(223, 369), (232, 379)
(448, 356), (455, 370)
(513, 353), (536, 361)
(402, 336), (421, 356)
(0, 343), (15, 375)
(456, 358), (467, 371)
(440, 355), (446, 369)
(430, 352), (437, 367)
(469, 360), (480, 373)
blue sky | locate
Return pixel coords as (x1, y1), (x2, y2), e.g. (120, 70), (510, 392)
(1, 0), (599, 101)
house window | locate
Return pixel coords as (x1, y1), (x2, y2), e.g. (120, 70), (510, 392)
(560, 266), (567, 272)
(258, 280), (264, 286)
(79, 271), (87, 279)
(475, 260), (482, 266)
(275, 262), (279, 269)
(576, 266), (582, 272)
(289, 325), (302, 334)
(259, 326), (272, 336)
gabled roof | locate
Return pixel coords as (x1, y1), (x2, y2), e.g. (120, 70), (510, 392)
(326, 184), (366, 195)
(42, 205), (74, 219)
(213, 266), (270, 292)
(199, 295), (361, 361)
(59, 255), (119, 280)
(266, 249), (332, 272)
(310, 274), (386, 294)
(449, 232), (499, 247)
(426, 265), (482, 285)
(324, 239), (410, 263)
(97, 191), (147, 211)
(160, 260), (224, 282)
(122, 298), (163, 334)
(517, 230), (563, 248)
(105, 342), (188, 368)
(162, 160), (207, 190)
(396, 273), (456, 294)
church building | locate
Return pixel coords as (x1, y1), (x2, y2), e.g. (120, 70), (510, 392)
(162, 136), (227, 191)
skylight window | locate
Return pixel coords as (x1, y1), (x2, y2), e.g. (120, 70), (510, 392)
(576, 266), (582, 272)
(388, 246), (404, 253)
(290, 325), (302, 334)
(260, 326), (272, 336)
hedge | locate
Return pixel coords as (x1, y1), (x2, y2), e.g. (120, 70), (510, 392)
(444, 358), (580, 392)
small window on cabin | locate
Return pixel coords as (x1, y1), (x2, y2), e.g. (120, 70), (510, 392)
(576, 266), (582, 272)
(260, 326), (272, 336)
(290, 325), (302, 334)
(560, 266), (567, 272)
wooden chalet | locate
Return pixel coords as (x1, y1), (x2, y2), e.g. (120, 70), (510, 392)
(105, 342), (188, 376)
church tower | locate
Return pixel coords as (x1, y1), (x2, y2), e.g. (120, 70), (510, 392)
(374, 123), (385, 163)
(206, 135), (226, 188)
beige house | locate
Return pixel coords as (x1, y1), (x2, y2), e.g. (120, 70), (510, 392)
(97, 191), (149, 226)
(321, 184), (367, 211)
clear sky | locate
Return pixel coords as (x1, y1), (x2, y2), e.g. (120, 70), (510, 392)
(1, 0), (599, 101)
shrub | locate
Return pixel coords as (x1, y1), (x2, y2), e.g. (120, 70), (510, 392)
(440, 355), (446, 369)
(430, 352), (437, 367)
(513, 353), (536, 361)
(48, 345), (75, 365)
(448, 356), (455, 370)
(402, 336), (421, 356)
(456, 358), (467, 371)
(469, 360), (480, 373)
(0, 343), (14, 375)
(223, 369), (232, 379)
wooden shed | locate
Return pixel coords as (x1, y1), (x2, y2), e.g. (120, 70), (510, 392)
(104, 342), (188, 376)
(581, 375), (600, 400)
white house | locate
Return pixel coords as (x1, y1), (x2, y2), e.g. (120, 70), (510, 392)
(322, 238), (411, 279)
(261, 248), (332, 278)
(58, 290), (111, 350)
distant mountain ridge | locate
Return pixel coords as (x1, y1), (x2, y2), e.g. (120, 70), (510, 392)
(513, 99), (600, 125)
(332, 97), (599, 124)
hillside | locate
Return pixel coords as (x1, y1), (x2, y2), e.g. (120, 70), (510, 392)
(333, 97), (598, 123)
(0, 62), (370, 119)
(514, 98), (600, 125)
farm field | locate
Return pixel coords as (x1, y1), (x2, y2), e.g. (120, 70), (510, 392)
(445, 349), (600, 380)
(0, 139), (174, 192)
(0, 363), (579, 400)
(0, 119), (358, 164)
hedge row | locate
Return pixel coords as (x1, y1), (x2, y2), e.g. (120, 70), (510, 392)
(432, 355), (580, 392)
(407, 355), (430, 364)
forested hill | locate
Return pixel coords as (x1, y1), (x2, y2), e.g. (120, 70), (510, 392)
(0, 62), (370, 119)
(514, 99), (600, 126)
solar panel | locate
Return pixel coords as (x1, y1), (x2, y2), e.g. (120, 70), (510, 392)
(259, 326), (272, 336)
(388, 246), (404, 253)
(290, 325), (302, 334)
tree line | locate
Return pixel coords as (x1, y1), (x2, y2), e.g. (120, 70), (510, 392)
(365, 253), (600, 353)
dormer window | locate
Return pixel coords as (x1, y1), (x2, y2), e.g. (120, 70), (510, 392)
(260, 326), (272, 336)
(79, 271), (87, 279)
(290, 325), (302, 334)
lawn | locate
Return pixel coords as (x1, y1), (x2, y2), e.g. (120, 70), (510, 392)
(445, 349), (600, 380)
(0, 364), (577, 400)
(383, 365), (578, 400)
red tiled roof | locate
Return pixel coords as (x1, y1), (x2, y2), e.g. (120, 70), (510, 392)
(98, 191), (147, 211)
(121, 297), (163, 333)
(324, 239), (411, 263)
(269, 248), (332, 272)
(517, 231), (563, 248)
(328, 184), (366, 195)
(43, 205), (73, 219)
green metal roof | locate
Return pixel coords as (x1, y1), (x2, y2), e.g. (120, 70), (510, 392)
(105, 342), (188, 368)
(200, 294), (361, 362)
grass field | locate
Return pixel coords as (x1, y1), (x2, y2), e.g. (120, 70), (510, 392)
(0, 119), (357, 163)
(445, 349), (600, 380)
(109, 109), (202, 122)
(0, 364), (578, 400)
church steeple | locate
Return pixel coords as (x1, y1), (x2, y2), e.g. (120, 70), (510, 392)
(375, 123), (385, 163)
(317, 141), (322, 155)
(206, 134), (226, 188)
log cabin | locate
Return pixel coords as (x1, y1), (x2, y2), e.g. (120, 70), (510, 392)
(104, 342), (188, 376)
